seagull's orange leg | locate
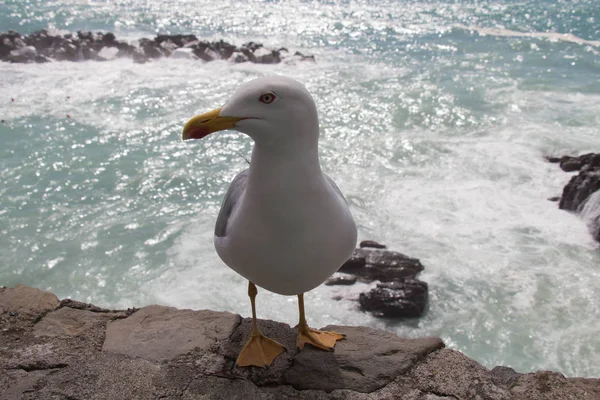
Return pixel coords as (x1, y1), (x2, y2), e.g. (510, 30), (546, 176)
(296, 293), (345, 351)
(236, 282), (285, 367)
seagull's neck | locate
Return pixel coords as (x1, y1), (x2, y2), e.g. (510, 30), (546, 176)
(246, 141), (323, 191)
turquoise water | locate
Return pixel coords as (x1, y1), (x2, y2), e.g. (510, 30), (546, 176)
(1, 0), (600, 377)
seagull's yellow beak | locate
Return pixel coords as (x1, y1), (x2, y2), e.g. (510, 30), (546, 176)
(182, 108), (244, 140)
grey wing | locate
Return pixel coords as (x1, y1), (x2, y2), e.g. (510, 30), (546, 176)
(214, 169), (249, 238)
(325, 174), (349, 205)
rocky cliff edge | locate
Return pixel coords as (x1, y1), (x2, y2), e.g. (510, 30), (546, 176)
(1, 285), (598, 400)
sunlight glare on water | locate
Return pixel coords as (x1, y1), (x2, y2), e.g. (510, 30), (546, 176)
(1, 0), (600, 378)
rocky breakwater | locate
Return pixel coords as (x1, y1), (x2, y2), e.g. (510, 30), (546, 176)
(0, 30), (315, 64)
(548, 153), (600, 242)
(2, 285), (599, 399)
(330, 240), (428, 319)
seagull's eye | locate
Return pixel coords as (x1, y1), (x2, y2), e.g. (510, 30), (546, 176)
(259, 93), (276, 104)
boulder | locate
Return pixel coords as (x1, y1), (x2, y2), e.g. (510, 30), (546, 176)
(359, 280), (428, 318)
(97, 46), (119, 61)
(359, 240), (387, 249)
(554, 153), (600, 243)
(6, 46), (37, 63)
(336, 245), (429, 319)
(0, 284), (59, 316)
(325, 273), (357, 286)
(559, 167), (600, 212)
(171, 47), (196, 59)
(155, 34), (198, 47)
(339, 248), (424, 282)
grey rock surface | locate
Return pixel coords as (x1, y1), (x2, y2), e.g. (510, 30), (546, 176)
(1, 285), (598, 400)
(284, 325), (444, 392)
(102, 304), (241, 361)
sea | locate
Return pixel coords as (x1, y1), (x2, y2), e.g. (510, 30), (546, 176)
(1, 0), (599, 378)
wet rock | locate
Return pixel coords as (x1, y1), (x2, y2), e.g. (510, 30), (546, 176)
(97, 46), (119, 61)
(253, 47), (280, 64)
(171, 47), (196, 59)
(559, 166), (600, 212)
(137, 38), (164, 59)
(337, 246), (428, 319)
(155, 34), (197, 47)
(102, 32), (116, 44)
(325, 273), (357, 286)
(295, 51), (316, 62)
(553, 153), (600, 244)
(230, 50), (250, 63)
(1, 30), (316, 65)
(132, 47), (148, 64)
(6, 46), (38, 63)
(340, 248), (424, 282)
(359, 240), (387, 249)
(558, 153), (600, 173)
(359, 280), (428, 318)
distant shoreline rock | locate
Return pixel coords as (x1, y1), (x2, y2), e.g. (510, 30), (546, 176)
(547, 153), (600, 243)
(2, 284), (598, 399)
(0, 29), (316, 64)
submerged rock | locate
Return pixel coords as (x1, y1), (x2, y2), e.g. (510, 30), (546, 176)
(0, 30), (315, 65)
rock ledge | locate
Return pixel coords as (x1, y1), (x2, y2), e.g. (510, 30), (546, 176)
(1, 285), (599, 399)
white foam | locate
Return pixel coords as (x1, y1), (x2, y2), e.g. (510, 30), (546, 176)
(458, 25), (600, 48)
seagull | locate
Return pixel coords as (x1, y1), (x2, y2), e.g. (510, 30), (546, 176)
(181, 76), (357, 367)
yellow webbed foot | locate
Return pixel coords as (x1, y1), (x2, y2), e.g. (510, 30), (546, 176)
(297, 325), (345, 351)
(236, 334), (285, 367)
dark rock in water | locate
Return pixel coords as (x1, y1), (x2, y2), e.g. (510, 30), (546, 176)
(6, 46), (38, 63)
(547, 196), (560, 202)
(155, 34), (197, 47)
(554, 152), (600, 244)
(102, 32), (116, 44)
(340, 248), (424, 282)
(325, 273), (357, 286)
(559, 166), (600, 212)
(337, 246), (428, 319)
(591, 215), (600, 242)
(546, 155), (561, 163)
(0, 30), (315, 65)
(138, 38), (164, 59)
(558, 153), (600, 173)
(359, 280), (428, 318)
(359, 240), (387, 249)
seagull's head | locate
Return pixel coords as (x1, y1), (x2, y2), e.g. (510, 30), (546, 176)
(182, 76), (319, 147)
